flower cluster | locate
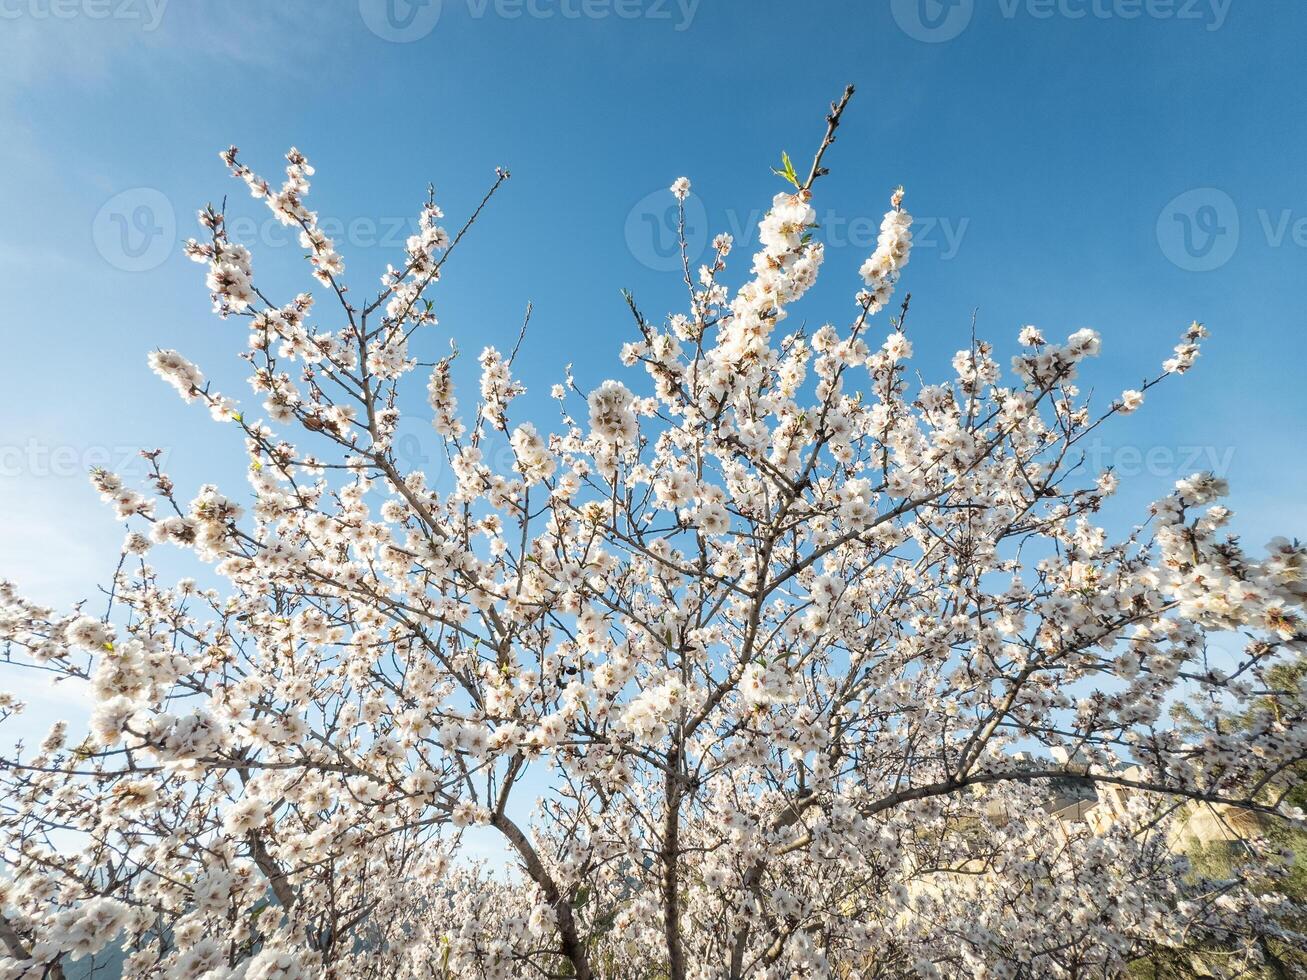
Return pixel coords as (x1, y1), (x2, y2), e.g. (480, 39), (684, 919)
(858, 185), (913, 313)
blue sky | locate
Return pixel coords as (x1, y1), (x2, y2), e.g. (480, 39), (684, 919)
(1, 1), (1304, 774)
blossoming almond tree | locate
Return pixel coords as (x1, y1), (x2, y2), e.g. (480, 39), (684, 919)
(1, 87), (1304, 979)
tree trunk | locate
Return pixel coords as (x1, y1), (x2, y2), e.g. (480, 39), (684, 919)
(493, 813), (593, 980)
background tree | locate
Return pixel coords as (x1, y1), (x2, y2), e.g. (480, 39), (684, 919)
(1125, 659), (1307, 979)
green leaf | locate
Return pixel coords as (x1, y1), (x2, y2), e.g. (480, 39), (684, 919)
(771, 150), (801, 189)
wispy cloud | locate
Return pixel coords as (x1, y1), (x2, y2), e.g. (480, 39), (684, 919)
(0, 481), (118, 608)
(0, 1), (345, 166)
